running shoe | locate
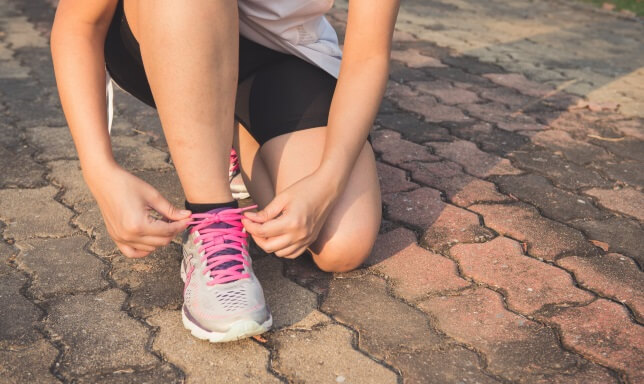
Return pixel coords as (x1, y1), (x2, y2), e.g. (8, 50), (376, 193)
(181, 205), (272, 342)
(229, 148), (250, 200)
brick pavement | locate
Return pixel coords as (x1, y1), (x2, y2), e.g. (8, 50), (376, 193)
(1, 0), (642, 382)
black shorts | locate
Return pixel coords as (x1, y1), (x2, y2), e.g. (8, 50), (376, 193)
(104, 0), (337, 145)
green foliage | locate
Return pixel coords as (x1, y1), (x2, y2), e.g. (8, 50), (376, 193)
(580, 0), (644, 16)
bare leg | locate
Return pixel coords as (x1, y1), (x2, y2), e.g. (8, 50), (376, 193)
(125, 0), (238, 203)
(236, 124), (382, 272)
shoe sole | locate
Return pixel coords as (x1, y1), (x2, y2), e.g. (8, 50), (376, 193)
(180, 258), (271, 343)
(182, 309), (272, 343)
(231, 190), (250, 200)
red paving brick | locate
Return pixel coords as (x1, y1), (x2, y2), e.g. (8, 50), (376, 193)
(390, 48), (445, 68)
(383, 188), (494, 252)
(321, 276), (499, 384)
(368, 228), (469, 301)
(450, 237), (594, 314)
(449, 178), (511, 207)
(462, 103), (546, 133)
(421, 204), (494, 252)
(384, 81), (472, 124)
(584, 187), (644, 221)
(401, 160), (511, 207)
(530, 130), (609, 165)
(427, 140), (522, 178)
(375, 162), (418, 194)
(366, 227), (418, 266)
(382, 187), (445, 228)
(411, 81), (480, 104)
(483, 73), (553, 97)
(4, 0), (644, 382)
(540, 299), (644, 383)
(469, 202), (598, 261)
(419, 287), (617, 382)
(557, 253), (644, 321)
(372, 129), (439, 166)
(387, 83), (470, 123)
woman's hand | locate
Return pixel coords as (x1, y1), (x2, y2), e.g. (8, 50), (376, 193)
(242, 171), (340, 259)
(85, 163), (192, 258)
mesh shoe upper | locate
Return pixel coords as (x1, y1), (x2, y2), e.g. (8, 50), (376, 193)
(182, 206), (270, 332)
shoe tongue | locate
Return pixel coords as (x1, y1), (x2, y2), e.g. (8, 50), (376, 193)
(202, 207), (242, 276)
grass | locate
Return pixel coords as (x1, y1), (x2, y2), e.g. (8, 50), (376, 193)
(579, 0), (644, 16)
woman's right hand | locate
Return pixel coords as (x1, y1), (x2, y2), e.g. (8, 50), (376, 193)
(85, 162), (192, 258)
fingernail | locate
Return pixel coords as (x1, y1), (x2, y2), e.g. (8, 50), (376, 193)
(180, 210), (191, 215)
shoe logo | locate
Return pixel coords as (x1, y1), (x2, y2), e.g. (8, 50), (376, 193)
(184, 265), (195, 295)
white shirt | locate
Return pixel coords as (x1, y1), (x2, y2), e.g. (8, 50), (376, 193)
(238, 0), (343, 78)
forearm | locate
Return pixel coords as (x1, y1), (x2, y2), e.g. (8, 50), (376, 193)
(317, 56), (389, 191)
(50, 21), (116, 181)
(316, 0), (399, 193)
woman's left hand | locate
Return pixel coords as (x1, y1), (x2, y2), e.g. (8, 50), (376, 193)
(242, 171), (340, 259)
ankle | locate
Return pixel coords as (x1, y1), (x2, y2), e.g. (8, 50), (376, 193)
(185, 200), (238, 214)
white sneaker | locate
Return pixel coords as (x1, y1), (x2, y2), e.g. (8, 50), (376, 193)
(229, 148), (250, 200)
(181, 205), (272, 342)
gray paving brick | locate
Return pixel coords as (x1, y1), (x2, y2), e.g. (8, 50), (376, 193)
(0, 186), (75, 240)
(509, 150), (612, 190)
(270, 323), (398, 384)
(47, 160), (94, 212)
(570, 216), (644, 266)
(75, 364), (182, 384)
(493, 173), (604, 222)
(0, 339), (59, 384)
(0, 143), (46, 188)
(254, 256), (318, 329)
(149, 309), (280, 384)
(110, 243), (183, 318)
(26, 126), (78, 161)
(0, 263), (43, 347)
(73, 206), (119, 256)
(15, 236), (108, 299)
(45, 289), (157, 378)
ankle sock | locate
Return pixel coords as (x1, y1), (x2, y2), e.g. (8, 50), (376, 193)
(184, 200), (238, 214)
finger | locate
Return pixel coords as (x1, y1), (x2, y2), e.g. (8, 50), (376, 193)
(138, 235), (175, 248)
(253, 234), (294, 254)
(146, 190), (191, 221)
(279, 243), (310, 259)
(124, 241), (156, 253)
(117, 242), (151, 258)
(244, 194), (287, 223)
(274, 243), (302, 258)
(242, 216), (291, 239)
(144, 217), (192, 237)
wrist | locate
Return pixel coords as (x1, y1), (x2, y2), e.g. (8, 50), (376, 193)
(315, 161), (349, 197)
(81, 157), (121, 186)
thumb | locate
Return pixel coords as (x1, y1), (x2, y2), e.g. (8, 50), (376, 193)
(245, 194), (287, 223)
(147, 191), (191, 221)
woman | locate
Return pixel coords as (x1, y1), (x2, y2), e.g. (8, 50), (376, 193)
(50, 0), (399, 342)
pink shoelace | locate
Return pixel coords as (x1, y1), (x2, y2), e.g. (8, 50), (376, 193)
(229, 148), (240, 176)
(187, 205), (257, 285)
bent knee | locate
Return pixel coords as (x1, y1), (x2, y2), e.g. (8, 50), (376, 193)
(312, 240), (374, 273)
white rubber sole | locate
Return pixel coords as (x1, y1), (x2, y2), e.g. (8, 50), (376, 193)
(182, 310), (272, 343)
(180, 255), (272, 343)
(231, 190), (250, 200)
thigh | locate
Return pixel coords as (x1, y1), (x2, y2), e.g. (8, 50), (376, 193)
(108, 0), (290, 112)
(257, 127), (381, 260)
(233, 120), (275, 209)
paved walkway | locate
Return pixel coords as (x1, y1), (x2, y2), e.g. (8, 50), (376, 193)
(0, 0), (642, 383)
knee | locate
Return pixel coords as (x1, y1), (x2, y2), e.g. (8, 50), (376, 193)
(312, 238), (374, 273)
